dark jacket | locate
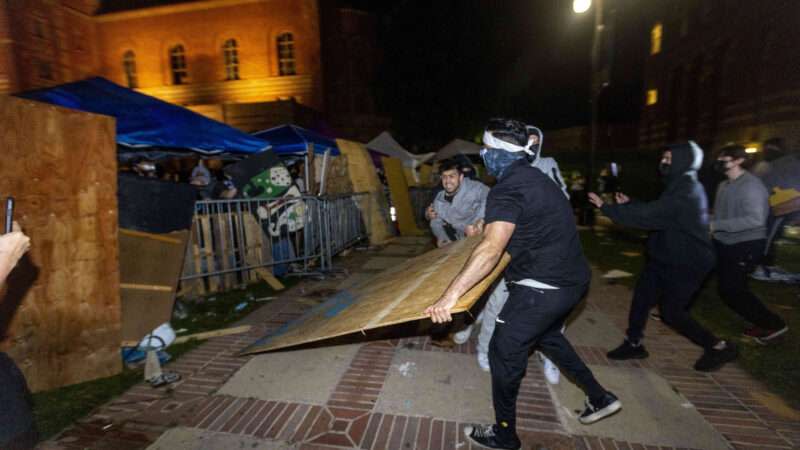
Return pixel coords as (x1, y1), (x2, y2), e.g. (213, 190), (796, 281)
(601, 141), (715, 270)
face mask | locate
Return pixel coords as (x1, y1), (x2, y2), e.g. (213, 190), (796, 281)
(658, 163), (671, 177)
(713, 160), (730, 174)
(481, 147), (524, 178)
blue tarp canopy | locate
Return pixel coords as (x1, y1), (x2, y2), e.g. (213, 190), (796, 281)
(252, 124), (339, 156)
(17, 77), (269, 156)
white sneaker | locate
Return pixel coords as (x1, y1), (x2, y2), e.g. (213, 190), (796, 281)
(453, 325), (474, 345)
(542, 356), (560, 385)
(477, 352), (490, 372)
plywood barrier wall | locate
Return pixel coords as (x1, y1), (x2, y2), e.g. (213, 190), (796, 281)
(243, 236), (509, 353)
(336, 139), (393, 245)
(0, 96), (122, 392)
(382, 156), (425, 236)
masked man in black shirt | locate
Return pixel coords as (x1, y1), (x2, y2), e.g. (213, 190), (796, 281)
(426, 119), (620, 450)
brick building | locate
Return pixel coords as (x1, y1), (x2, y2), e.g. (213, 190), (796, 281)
(639, 0), (800, 152)
(0, 0), (384, 135)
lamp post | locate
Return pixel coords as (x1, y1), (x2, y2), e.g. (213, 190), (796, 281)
(573, 0), (609, 193)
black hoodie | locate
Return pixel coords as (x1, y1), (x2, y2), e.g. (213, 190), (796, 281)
(600, 141), (715, 270)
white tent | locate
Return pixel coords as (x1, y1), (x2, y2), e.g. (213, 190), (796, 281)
(434, 138), (482, 161)
(366, 131), (435, 166)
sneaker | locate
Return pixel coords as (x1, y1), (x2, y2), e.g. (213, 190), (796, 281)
(477, 352), (490, 372)
(607, 339), (649, 360)
(453, 324), (474, 345)
(541, 355), (560, 385)
(578, 392), (622, 424)
(745, 325), (789, 345)
(463, 424), (521, 450)
(694, 341), (738, 372)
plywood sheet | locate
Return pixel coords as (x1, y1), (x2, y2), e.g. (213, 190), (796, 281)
(336, 139), (393, 245)
(0, 96), (121, 392)
(242, 237), (509, 354)
(382, 156), (424, 236)
(119, 229), (189, 341)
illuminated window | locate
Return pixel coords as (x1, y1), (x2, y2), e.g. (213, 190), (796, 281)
(647, 89), (658, 106)
(122, 50), (138, 88)
(651, 22), (662, 55)
(169, 44), (188, 85)
(223, 39), (240, 80)
(277, 33), (296, 76)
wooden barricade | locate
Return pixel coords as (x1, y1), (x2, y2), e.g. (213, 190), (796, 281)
(0, 96), (122, 392)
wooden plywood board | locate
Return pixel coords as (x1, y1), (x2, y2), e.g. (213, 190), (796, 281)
(0, 96), (121, 392)
(242, 237), (509, 354)
(336, 139), (393, 245)
(382, 156), (424, 236)
(119, 229), (189, 342)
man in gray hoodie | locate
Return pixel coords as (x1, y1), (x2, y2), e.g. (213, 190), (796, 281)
(712, 144), (788, 344)
(426, 159), (490, 247)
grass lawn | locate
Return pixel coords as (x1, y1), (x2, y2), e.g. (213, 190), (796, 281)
(32, 277), (296, 441)
(580, 226), (800, 409)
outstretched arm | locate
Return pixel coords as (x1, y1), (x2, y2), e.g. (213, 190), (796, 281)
(425, 221), (514, 323)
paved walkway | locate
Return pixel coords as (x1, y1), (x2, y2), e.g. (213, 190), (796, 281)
(41, 237), (800, 450)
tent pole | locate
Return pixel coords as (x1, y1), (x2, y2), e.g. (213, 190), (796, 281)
(318, 149), (331, 196)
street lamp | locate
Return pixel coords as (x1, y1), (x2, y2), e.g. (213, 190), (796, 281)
(573, 0), (592, 14)
(574, 0), (608, 197)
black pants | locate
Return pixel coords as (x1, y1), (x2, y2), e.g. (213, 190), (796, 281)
(627, 261), (718, 349)
(715, 239), (785, 330)
(0, 353), (37, 450)
(489, 283), (605, 439)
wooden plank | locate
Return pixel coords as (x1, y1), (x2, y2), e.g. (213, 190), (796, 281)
(214, 212), (237, 289)
(120, 228), (182, 244)
(254, 268), (285, 291)
(382, 156), (425, 236)
(0, 96), (122, 392)
(119, 229), (189, 342)
(199, 215), (220, 292)
(242, 237), (509, 354)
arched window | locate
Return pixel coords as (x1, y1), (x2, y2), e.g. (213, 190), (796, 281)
(276, 33), (296, 76)
(169, 44), (188, 85)
(123, 50), (138, 88)
(650, 22), (663, 55)
(223, 39), (240, 80)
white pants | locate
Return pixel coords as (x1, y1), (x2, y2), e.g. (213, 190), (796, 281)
(476, 278), (509, 356)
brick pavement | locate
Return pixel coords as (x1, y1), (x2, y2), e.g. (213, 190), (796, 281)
(40, 241), (800, 450)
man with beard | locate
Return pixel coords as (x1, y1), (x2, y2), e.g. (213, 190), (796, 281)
(426, 159), (489, 248)
(589, 141), (738, 372)
(427, 118), (620, 450)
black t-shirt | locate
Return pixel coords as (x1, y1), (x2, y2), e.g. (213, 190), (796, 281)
(484, 159), (591, 287)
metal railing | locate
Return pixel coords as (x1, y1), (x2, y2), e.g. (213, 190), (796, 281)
(408, 187), (437, 229)
(180, 193), (369, 294)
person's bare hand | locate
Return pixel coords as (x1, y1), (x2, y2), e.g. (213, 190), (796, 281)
(465, 219), (485, 237)
(425, 204), (438, 220)
(0, 223), (31, 283)
(588, 192), (604, 208)
(425, 291), (459, 323)
(615, 192), (630, 204)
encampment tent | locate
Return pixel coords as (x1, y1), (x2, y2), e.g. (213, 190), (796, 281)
(252, 124), (339, 156)
(366, 131), (434, 166)
(18, 77), (269, 159)
(434, 138), (482, 161)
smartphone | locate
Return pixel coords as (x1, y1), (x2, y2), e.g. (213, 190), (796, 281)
(5, 197), (14, 234)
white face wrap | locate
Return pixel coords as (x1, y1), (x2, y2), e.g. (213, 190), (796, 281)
(482, 130), (531, 153)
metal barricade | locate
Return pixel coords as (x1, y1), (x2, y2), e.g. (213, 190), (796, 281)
(408, 187), (437, 229)
(180, 193), (370, 294)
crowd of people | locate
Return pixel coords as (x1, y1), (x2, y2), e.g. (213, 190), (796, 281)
(423, 118), (791, 450)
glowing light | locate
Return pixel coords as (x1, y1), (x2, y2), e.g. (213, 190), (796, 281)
(573, 0), (592, 14)
(390, 206), (397, 222)
(745, 147), (758, 154)
(646, 89), (658, 106)
(651, 23), (663, 55)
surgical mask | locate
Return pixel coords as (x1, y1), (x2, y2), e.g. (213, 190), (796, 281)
(481, 147), (524, 178)
(713, 160), (730, 174)
(658, 163), (671, 177)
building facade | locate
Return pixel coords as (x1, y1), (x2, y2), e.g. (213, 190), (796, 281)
(639, 0), (800, 152)
(0, 0), (380, 133)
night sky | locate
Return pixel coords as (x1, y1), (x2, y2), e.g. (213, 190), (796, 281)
(345, 0), (650, 149)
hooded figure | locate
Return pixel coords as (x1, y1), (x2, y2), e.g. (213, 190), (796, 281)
(590, 141), (738, 373)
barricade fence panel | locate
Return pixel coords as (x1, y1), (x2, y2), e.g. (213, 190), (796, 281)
(409, 187), (437, 230)
(180, 193), (370, 295)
